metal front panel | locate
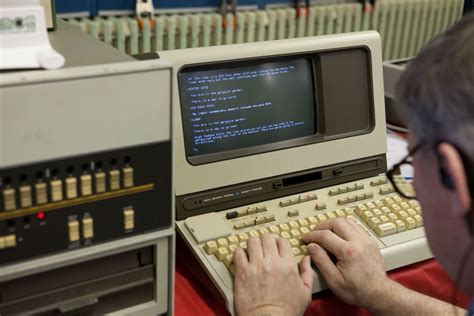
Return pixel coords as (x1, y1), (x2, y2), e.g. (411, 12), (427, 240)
(0, 61), (171, 169)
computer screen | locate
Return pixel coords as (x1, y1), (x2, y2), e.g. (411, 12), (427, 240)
(178, 57), (316, 158)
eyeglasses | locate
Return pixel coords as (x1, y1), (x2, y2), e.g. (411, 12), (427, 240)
(386, 143), (421, 199)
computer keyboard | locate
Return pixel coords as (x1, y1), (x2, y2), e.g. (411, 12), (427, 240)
(177, 174), (432, 308)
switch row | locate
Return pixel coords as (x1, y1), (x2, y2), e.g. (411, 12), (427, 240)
(337, 191), (374, 205)
(370, 177), (389, 186)
(233, 214), (275, 230)
(279, 192), (317, 208)
(0, 234), (16, 250)
(328, 182), (365, 196)
(226, 205), (267, 220)
(1, 167), (134, 211)
(68, 217), (95, 242)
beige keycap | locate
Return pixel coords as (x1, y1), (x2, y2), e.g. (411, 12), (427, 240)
(279, 199), (291, 207)
(375, 223), (397, 237)
(366, 202), (376, 209)
(248, 207), (258, 215)
(289, 238), (300, 247)
(307, 193), (318, 200)
(379, 215), (390, 224)
(228, 235), (239, 245)
(204, 240), (218, 255)
(326, 211), (336, 219)
(238, 209), (248, 217)
(223, 254), (234, 268)
(355, 205), (368, 214)
(384, 198), (395, 206)
(381, 206), (391, 214)
(388, 213), (399, 221)
(257, 205), (267, 213)
(279, 223), (290, 232)
(269, 225), (280, 235)
(374, 200), (384, 208)
(292, 247), (302, 256)
(307, 216), (318, 225)
(407, 208), (417, 217)
(393, 196), (403, 203)
(288, 209), (300, 217)
(265, 215), (276, 223)
(258, 227), (269, 236)
(300, 227), (310, 236)
(299, 195), (309, 203)
(391, 204), (402, 212)
(400, 202), (410, 209)
(229, 244), (238, 254)
(373, 208), (383, 216)
(217, 238), (228, 248)
(414, 215), (423, 227)
(309, 224), (316, 230)
(336, 209), (346, 218)
(362, 210), (374, 221)
(317, 214), (328, 222)
(234, 223), (245, 230)
(290, 198), (300, 205)
(298, 219), (309, 227)
(403, 217), (416, 229)
(409, 200), (420, 207)
(356, 194), (366, 201)
(398, 210), (408, 218)
(315, 202), (327, 210)
(344, 208), (355, 216)
(289, 221), (299, 229)
(239, 242), (248, 249)
(245, 221), (255, 228)
(255, 217), (266, 225)
(238, 232), (249, 242)
(368, 217), (381, 229)
(395, 219), (406, 232)
(365, 192), (374, 199)
(281, 232), (291, 239)
(290, 229), (301, 239)
(215, 247), (229, 261)
(249, 231), (259, 238)
(329, 189), (339, 196)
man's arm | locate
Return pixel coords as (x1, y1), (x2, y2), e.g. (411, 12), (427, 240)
(302, 218), (466, 316)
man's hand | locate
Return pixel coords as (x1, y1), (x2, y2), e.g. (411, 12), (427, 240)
(302, 218), (391, 309)
(233, 234), (314, 316)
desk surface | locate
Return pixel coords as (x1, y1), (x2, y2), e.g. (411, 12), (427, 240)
(174, 235), (470, 315)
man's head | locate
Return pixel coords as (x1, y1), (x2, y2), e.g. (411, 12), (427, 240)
(396, 13), (474, 293)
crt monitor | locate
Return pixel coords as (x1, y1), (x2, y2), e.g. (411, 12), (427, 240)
(160, 31), (387, 220)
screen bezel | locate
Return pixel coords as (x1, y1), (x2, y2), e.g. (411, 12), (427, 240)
(177, 54), (324, 165)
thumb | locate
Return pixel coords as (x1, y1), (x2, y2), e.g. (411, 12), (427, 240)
(299, 255), (315, 291)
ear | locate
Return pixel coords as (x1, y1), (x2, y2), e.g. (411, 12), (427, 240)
(437, 143), (471, 215)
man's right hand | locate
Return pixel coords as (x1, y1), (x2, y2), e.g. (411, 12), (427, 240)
(302, 218), (392, 309)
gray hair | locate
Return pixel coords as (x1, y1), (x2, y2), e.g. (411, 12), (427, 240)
(396, 12), (474, 160)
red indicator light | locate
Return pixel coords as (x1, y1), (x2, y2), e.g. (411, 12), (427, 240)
(37, 212), (45, 220)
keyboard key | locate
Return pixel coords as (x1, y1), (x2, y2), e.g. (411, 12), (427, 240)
(228, 235), (239, 245)
(288, 209), (300, 217)
(217, 238), (228, 248)
(215, 247), (229, 261)
(204, 241), (218, 255)
(375, 223), (397, 237)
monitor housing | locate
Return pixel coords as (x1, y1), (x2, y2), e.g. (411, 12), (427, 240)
(160, 31), (386, 220)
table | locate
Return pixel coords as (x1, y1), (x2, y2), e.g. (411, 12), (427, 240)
(174, 235), (470, 315)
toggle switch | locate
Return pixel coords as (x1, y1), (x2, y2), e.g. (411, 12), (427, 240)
(82, 217), (94, 239)
(124, 208), (134, 231)
(123, 167), (134, 188)
(20, 185), (33, 208)
(68, 220), (80, 242)
(50, 179), (63, 202)
(3, 188), (16, 211)
(66, 177), (78, 199)
(80, 174), (92, 196)
(109, 170), (120, 191)
(95, 172), (106, 193)
(35, 182), (47, 204)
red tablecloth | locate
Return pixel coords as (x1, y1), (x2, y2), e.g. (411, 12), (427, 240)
(175, 235), (470, 315)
